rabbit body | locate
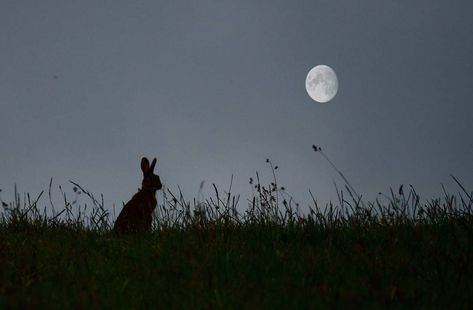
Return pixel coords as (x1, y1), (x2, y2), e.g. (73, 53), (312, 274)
(114, 157), (162, 233)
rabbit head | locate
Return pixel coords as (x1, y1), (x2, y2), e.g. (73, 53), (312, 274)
(141, 157), (162, 191)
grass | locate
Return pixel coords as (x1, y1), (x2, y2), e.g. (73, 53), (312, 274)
(0, 156), (472, 308)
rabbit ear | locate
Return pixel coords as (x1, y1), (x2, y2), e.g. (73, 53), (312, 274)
(141, 157), (150, 173)
(150, 158), (157, 172)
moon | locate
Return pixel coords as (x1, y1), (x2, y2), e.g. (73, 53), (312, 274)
(305, 65), (338, 103)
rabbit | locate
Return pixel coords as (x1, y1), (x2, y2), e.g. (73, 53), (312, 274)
(113, 157), (163, 233)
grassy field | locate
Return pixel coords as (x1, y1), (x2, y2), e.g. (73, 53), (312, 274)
(1, 161), (472, 308)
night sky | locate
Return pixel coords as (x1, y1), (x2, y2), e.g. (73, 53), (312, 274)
(1, 1), (472, 213)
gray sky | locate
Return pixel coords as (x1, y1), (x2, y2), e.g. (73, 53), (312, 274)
(1, 1), (472, 213)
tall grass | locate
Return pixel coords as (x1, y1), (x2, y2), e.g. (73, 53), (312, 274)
(2, 155), (471, 231)
(0, 155), (472, 308)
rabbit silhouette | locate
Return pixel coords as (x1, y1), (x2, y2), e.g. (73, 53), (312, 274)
(114, 157), (162, 233)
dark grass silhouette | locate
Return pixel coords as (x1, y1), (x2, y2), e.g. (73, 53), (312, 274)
(0, 151), (472, 308)
(113, 157), (162, 233)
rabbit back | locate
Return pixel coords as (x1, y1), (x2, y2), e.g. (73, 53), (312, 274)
(114, 191), (156, 233)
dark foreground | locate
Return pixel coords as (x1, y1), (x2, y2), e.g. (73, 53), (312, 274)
(1, 219), (472, 308)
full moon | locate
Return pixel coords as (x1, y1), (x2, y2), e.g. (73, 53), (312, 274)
(305, 65), (338, 103)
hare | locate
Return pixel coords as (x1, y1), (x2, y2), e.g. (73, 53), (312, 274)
(113, 157), (163, 233)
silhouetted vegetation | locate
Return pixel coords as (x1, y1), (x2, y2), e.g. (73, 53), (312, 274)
(0, 157), (472, 308)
